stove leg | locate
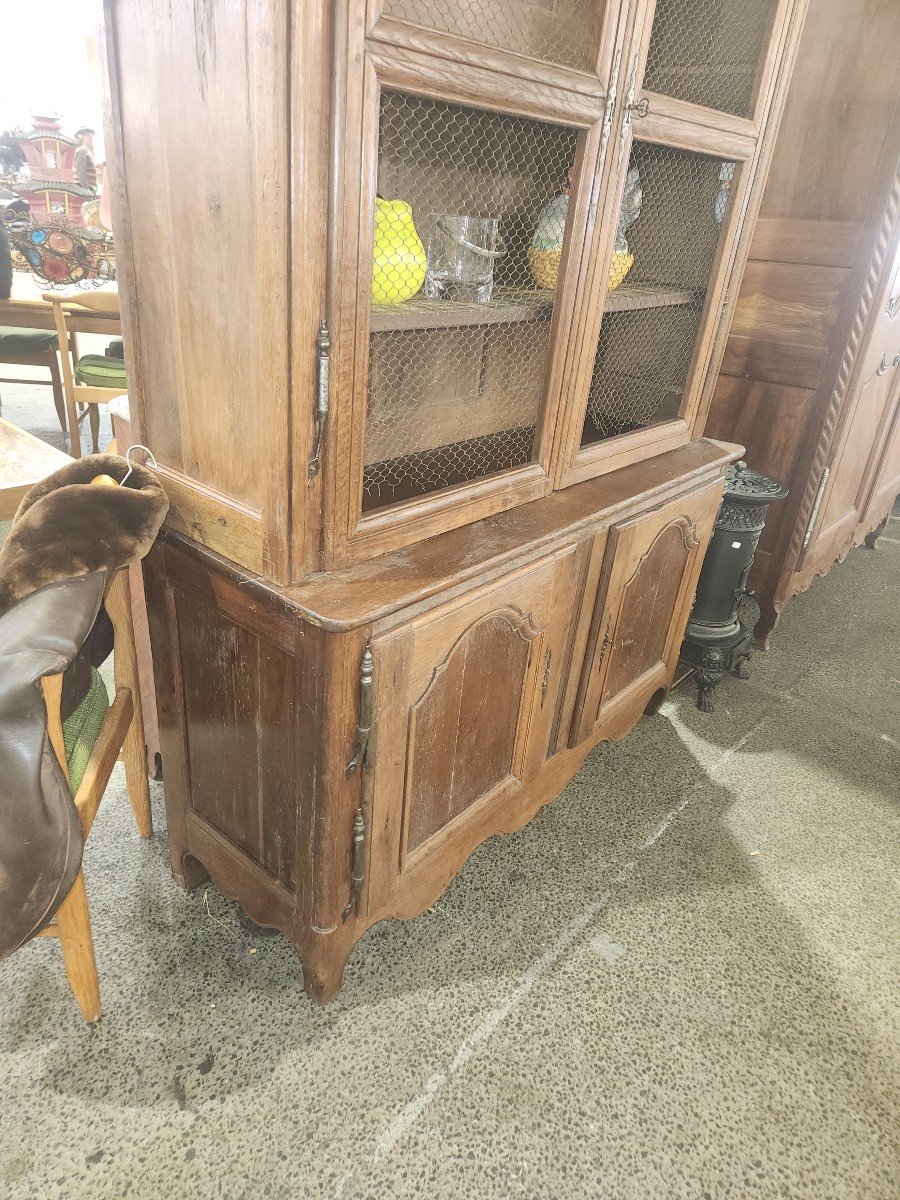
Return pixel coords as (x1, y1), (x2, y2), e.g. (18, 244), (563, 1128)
(694, 648), (725, 712)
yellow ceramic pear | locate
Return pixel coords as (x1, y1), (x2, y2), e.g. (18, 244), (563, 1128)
(372, 198), (427, 304)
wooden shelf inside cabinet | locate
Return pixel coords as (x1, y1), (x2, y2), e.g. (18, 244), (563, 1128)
(370, 284), (700, 333)
(370, 289), (555, 332)
(604, 283), (700, 313)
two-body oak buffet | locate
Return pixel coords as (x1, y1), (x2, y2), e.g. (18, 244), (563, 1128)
(104, 0), (808, 999)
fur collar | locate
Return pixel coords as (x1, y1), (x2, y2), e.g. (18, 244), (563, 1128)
(0, 454), (168, 616)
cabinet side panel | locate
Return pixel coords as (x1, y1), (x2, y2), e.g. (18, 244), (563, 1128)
(705, 0), (900, 608)
(107, 0), (288, 517)
(172, 590), (300, 889)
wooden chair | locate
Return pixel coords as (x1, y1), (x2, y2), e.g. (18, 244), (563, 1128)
(0, 326), (66, 431)
(37, 568), (151, 1022)
(43, 290), (126, 456)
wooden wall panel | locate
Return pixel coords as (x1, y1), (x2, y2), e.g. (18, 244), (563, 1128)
(709, 375), (817, 553)
(728, 262), (848, 347)
(704, 0), (900, 634)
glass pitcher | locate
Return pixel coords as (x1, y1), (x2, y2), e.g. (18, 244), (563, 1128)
(424, 215), (504, 303)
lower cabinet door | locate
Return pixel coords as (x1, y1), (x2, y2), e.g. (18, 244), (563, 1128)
(571, 482), (722, 746)
(365, 546), (578, 917)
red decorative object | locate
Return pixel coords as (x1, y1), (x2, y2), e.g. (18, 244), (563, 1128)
(11, 116), (94, 224)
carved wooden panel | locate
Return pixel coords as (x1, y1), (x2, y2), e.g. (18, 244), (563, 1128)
(601, 517), (700, 706)
(570, 482), (722, 745)
(405, 609), (539, 852)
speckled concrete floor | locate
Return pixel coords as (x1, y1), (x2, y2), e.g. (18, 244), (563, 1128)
(1, 377), (898, 1199)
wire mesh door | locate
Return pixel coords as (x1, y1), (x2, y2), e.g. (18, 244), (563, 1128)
(581, 140), (737, 448)
(379, 0), (604, 72)
(643, 0), (780, 117)
(363, 90), (581, 515)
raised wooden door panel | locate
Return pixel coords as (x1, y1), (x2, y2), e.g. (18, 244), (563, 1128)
(570, 481), (722, 745)
(365, 547), (579, 916)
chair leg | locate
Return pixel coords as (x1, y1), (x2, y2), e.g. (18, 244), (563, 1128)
(55, 868), (102, 1023)
(105, 572), (153, 837)
(65, 389), (81, 457)
(88, 404), (101, 453)
(47, 350), (67, 432)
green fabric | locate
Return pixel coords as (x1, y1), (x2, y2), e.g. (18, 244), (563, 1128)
(62, 667), (109, 795)
(75, 353), (127, 389)
(0, 326), (59, 354)
(106, 338), (125, 359)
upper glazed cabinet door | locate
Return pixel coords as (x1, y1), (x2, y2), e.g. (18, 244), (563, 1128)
(641, 0), (785, 122)
(324, 0), (626, 566)
(553, 0), (795, 487)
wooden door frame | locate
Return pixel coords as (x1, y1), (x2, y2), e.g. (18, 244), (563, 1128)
(362, 545), (576, 918)
(569, 479), (723, 744)
(321, 0), (630, 570)
(551, 0), (804, 491)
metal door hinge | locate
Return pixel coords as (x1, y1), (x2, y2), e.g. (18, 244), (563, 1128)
(307, 320), (331, 485)
(803, 467), (830, 547)
(618, 55), (647, 168)
(540, 648), (553, 707)
(597, 614), (614, 672)
(599, 48), (621, 162)
(341, 805), (366, 922)
(346, 642), (373, 775)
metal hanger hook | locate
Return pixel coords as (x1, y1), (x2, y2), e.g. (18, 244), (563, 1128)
(121, 443), (158, 487)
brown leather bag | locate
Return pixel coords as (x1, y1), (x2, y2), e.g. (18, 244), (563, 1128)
(0, 455), (167, 958)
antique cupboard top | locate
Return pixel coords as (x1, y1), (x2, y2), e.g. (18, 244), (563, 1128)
(105, 0), (807, 585)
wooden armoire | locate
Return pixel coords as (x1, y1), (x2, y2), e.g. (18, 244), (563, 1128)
(706, 0), (900, 644)
(103, 0), (808, 1000)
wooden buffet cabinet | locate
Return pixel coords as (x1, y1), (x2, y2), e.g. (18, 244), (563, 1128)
(705, 0), (900, 643)
(103, 0), (807, 999)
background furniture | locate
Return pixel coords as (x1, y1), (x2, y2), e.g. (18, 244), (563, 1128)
(44, 290), (127, 455)
(0, 418), (71, 521)
(705, 0), (900, 644)
(105, 0), (809, 1000)
(0, 272), (121, 336)
(38, 569), (150, 1023)
(0, 327), (66, 431)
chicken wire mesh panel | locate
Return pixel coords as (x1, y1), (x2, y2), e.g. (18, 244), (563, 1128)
(643, 0), (779, 117)
(380, 0), (602, 72)
(582, 140), (734, 446)
(364, 91), (580, 513)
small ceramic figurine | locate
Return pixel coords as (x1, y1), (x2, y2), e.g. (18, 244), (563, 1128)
(528, 168), (571, 290)
(609, 165), (643, 290)
(372, 197), (427, 304)
(529, 165), (643, 292)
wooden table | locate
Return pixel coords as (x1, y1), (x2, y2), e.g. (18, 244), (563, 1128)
(0, 272), (122, 336)
(0, 419), (72, 520)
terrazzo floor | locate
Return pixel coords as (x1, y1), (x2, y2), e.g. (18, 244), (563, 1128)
(1, 373), (898, 1199)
